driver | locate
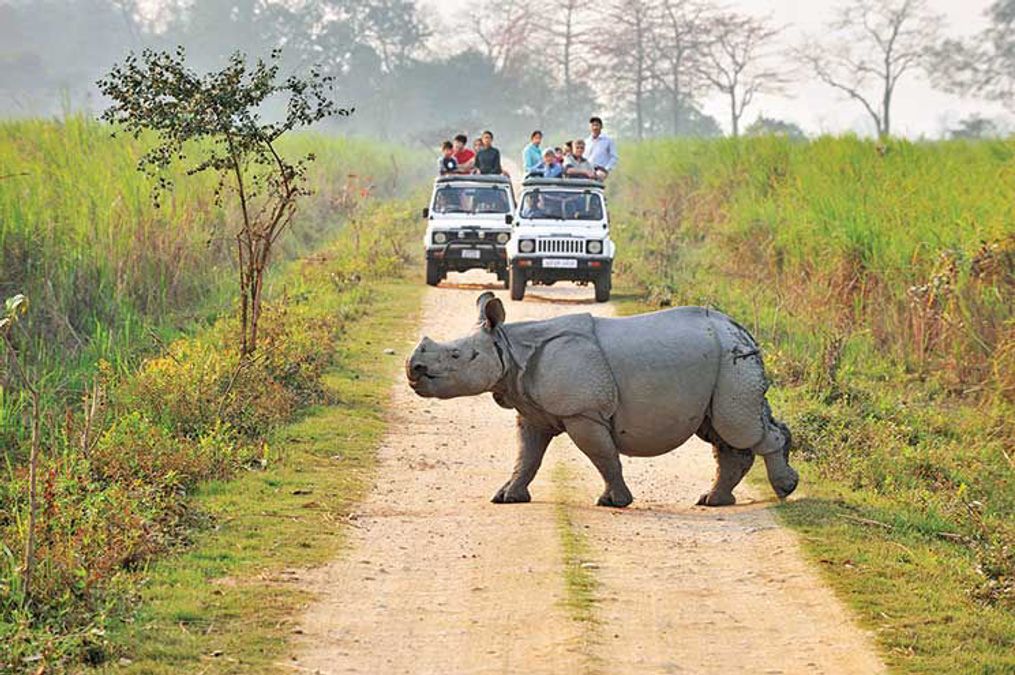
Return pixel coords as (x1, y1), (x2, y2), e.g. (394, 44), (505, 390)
(434, 189), (461, 213)
(521, 192), (548, 219)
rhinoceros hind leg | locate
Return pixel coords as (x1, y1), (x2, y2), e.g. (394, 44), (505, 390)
(755, 415), (798, 499)
(564, 417), (633, 508)
(696, 445), (755, 507)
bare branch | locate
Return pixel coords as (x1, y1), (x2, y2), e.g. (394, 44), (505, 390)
(798, 0), (942, 137)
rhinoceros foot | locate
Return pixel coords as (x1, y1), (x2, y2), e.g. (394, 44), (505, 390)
(772, 466), (799, 499)
(696, 490), (736, 507)
(596, 486), (633, 508)
(491, 483), (532, 504)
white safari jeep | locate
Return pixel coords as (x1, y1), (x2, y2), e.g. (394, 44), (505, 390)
(506, 178), (615, 302)
(422, 175), (515, 287)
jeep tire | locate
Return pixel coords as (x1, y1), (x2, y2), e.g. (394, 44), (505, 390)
(509, 266), (526, 301)
(425, 259), (442, 287)
(594, 272), (611, 303)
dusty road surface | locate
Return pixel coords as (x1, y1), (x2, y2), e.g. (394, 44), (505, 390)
(291, 270), (885, 674)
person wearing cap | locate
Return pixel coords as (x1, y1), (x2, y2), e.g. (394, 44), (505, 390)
(534, 148), (563, 178)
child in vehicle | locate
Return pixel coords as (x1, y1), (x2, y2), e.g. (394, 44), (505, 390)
(438, 141), (458, 175)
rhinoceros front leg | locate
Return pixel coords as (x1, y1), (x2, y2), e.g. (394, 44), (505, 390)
(492, 417), (553, 504)
(696, 446), (755, 506)
(564, 417), (633, 508)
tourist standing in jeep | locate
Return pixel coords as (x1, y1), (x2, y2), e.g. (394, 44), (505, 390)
(586, 116), (618, 181)
(476, 130), (507, 176)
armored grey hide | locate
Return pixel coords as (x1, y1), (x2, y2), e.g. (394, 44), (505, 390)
(406, 292), (797, 508)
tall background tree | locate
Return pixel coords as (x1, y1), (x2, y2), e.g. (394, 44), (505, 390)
(600, 0), (658, 141)
(98, 48), (339, 355)
(797, 0), (943, 138)
(649, 0), (709, 136)
(698, 11), (783, 137)
(932, 0), (1015, 113)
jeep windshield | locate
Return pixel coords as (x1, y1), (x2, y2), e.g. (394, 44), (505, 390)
(432, 186), (511, 215)
(519, 190), (604, 221)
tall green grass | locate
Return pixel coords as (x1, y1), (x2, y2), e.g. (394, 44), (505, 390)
(0, 115), (427, 669)
(613, 135), (1014, 386)
(0, 116), (422, 448)
(611, 135), (1014, 671)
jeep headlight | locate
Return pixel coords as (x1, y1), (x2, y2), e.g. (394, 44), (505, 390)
(496, 232), (510, 244)
(433, 231), (447, 244)
(587, 240), (603, 254)
(519, 239), (535, 253)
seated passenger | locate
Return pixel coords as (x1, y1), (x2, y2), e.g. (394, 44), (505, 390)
(533, 148), (563, 178)
(438, 140), (458, 175)
(563, 140), (596, 179)
(452, 134), (476, 173)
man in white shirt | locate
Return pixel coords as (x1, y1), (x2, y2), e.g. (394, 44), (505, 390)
(585, 116), (618, 181)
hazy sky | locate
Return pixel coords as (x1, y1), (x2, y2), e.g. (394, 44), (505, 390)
(422, 0), (1008, 138)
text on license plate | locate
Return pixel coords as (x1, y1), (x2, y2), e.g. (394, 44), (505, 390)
(460, 249), (481, 259)
(543, 258), (578, 269)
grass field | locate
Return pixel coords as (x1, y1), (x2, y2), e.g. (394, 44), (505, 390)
(0, 116), (417, 445)
(610, 135), (1014, 672)
(0, 117), (427, 671)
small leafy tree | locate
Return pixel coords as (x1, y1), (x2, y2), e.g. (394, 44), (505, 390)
(98, 48), (346, 354)
(1, 294), (39, 603)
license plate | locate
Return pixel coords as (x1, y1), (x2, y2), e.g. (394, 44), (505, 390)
(543, 258), (577, 269)
(461, 249), (481, 259)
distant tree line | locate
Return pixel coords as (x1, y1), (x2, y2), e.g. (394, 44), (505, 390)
(0, 0), (1011, 140)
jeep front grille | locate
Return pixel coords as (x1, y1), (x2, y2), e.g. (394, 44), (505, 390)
(537, 238), (584, 254)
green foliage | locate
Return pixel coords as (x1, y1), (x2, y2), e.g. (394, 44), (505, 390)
(0, 115), (419, 450)
(98, 47), (344, 355)
(611, 135), (1015, 671)
(0, 120), (423, 669)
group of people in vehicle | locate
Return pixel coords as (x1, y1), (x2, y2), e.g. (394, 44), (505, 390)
(437, 117), (619, 182)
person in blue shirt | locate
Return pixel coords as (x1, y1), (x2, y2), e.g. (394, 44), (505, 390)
(522, 130), (543, 176)
(585, 116), (619, 180)
(533, 148), (563, 178)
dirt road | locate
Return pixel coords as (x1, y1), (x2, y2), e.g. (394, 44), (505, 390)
(290, 271), (885, 674)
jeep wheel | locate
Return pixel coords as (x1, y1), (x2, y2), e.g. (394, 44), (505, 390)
(594, 272), (611, 303)
(509, 267), (526, 301)
(425, 259), (442, 287)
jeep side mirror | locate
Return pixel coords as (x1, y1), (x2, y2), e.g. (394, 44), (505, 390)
(422, 207), (429, 219)
(505, 214), (513, 225)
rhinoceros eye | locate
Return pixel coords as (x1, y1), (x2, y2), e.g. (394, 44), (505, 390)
(451, 349), (461, 359)
(468, 350), (479, 362)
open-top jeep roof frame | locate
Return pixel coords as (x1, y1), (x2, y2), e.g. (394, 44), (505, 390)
(521, 177), (605, 189)
(436, 174), (513, 186)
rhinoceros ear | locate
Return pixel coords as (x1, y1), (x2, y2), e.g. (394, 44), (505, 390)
(477, 292), (505, 331)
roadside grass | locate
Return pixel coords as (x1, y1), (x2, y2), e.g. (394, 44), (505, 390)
(614, 288), (1015, 672)
(607, 134), (1013, 673)
(0, 189), (426, 670)
(111, 281), (423, 672)
(550, 461), (603, 675)
(771, 478), (1015, 673)
(551, 462), (600, 626)
(0, 115), (421, 446)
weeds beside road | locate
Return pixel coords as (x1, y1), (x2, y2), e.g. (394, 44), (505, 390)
(0, 116), (426, 670)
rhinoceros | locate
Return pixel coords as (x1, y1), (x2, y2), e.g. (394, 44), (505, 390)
(406, 292), (798, 507)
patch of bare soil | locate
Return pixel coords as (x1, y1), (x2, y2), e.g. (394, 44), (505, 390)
(289, 271), (884, 674)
